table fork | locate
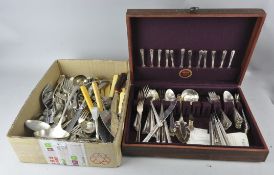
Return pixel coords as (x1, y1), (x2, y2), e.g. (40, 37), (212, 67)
(208, 91), (232, 130)
(134, 90), (144, 142)
(235, 93), (249, 133)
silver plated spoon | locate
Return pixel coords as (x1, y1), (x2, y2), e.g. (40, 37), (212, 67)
(25, 120), (50, 132)
(34, 87), (78, 139)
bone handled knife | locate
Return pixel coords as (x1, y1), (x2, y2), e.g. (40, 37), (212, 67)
(118, 88), (126, 116)
(80, 85), (100, 140)
(109, 74), (118, 98)
(111, 73), (127, 136)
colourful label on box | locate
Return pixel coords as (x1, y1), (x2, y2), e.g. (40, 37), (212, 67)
(39, 140), (88, 166)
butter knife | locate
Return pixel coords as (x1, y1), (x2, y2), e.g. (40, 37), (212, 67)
(143, 100), (177, 142)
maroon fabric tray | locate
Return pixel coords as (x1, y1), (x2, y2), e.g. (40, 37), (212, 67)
(123, 9), (268, 162)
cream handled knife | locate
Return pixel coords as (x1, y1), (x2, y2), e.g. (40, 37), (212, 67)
(80, 85), (100, 140)
(111, 73), (127, 136)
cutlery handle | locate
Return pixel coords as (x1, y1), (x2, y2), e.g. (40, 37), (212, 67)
(150, 49), (154, 67)
(143, 124), (159, 142)
(227, 50), (235, 68)
(140, 49), (145, 67)
(164, 120), (172, 143)
(211, 50), (216, 68)
(109, 74), (118, 98)
(197, 50), (203, 68)
(80, 85), (94, 110)
(157, 49), (162, 68)
(165, 50), (169, 68)
(92, 82), (103, 112)
(180, 49), (185, 68)
(150, 101), (161, 125)
(219, 50), (227, 68)
(188, 50), (192, 68)
(203, 50), (208, 68)
(118, 90), (125, 115)
(170, 50), (175, 67)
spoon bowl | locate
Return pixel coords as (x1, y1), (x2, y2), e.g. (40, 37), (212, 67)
(25, 120), (51, 132)
(72, 75), (87, 86)
(181, 89), (199, 104)
(165, 89), (176, 101)
(223, 91), (234, 104)
(148, 89), (159, 101)
(80, 121), (96, 134)
(34, 127), (70, 138)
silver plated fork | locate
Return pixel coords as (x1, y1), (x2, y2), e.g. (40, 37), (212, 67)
(235, 93), (249, 133)
(208, 91), (232, 130)
(134, 90), (144, 142)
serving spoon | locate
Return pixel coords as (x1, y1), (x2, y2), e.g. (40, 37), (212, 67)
(25, 120), (50, 132)
(34, 87), (78, 139)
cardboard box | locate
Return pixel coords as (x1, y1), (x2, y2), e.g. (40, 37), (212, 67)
(122, 9), (269, 161)
(7, 59), (130, 167)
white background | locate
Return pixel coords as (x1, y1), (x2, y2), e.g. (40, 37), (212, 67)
(0, 0), (274, 174)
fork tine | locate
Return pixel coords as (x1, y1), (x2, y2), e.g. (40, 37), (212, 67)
(142, 85), (148, 97)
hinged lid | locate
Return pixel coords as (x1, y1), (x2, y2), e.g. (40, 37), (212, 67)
(126, 9), (266, 86)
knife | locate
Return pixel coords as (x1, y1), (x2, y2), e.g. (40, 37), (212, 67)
(110, 73), (127, 136)
(143, 100), (177, 142)
(110, 73), (127, 135)
(65, 81), (108, 132)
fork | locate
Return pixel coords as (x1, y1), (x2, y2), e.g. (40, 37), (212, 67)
(235, 94), (249, 134)
(70, 108), (90, 134)
(133, 91), (143, 130)
(143, 85), (162, 142)
(62, 77), (74, 95)
(208, 91), (232, 130)
(134, 90), (144, 142)
(144, 86), (172, 143)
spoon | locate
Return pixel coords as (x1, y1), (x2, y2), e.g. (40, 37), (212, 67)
(25, 120), (50, 132)
(34, 86), (78, 138)
(223, 91), (243, 129)
(72, 75), (87, 86)
(181, 89), (199, 103)
(165, 89), (176, 101)
(148, 89), (159, 101)
(80, 121), (95, 134)
(181, 89), (199, 131)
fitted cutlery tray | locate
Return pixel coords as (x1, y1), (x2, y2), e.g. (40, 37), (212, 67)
(122, 8), (269, 161)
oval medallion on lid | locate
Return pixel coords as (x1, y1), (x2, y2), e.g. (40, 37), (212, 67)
(179, 69), (192, 78)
